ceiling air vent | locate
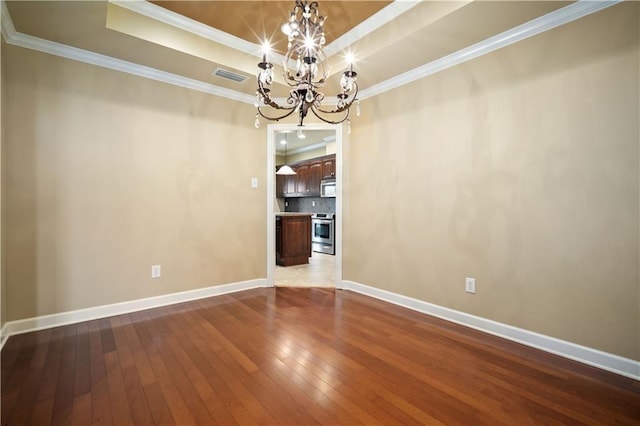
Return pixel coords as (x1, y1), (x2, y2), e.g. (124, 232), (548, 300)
(213, 68), (248, 84)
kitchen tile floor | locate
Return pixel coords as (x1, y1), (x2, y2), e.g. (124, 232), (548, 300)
(275, 252), (336, 287)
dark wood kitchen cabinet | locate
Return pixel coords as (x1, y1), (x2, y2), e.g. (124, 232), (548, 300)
(295, 164), (309, 194)
(277, 153), (336, 198)
(322, 156), (336, 179)
(276, 170), (297, 197)
(284, 173), (296, 196)
(308, 161), (323, 196)
(276, 172), (283, 196)
(276, 214), (312, 266)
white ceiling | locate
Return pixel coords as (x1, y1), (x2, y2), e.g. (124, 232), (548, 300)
(275, 129), (335, 155)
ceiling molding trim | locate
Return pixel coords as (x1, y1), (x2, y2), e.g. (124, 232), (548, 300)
(286, 142), (327, 156)
(359, 0), (621, 100)
(109, 0), (287, 66)
(0, 1), (17, 42)
(4, 29), (255, 105)
(2, 0), (620, 112)
(323, 0), (420, 57)
(109, 0), (257, 53)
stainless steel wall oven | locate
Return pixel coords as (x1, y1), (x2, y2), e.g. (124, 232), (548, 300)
(311, 213), (335, 255)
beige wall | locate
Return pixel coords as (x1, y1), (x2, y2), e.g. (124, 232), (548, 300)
(3, 44), (266, 321)
(345, 3), (639, 360)
(3, 1), (638, 365)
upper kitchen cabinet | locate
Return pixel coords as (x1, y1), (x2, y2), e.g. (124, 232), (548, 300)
(276, 171), (283, 195)
(308, 161), (323, 196)
(322, 157), (335, 179)
(277, 173), (297, 197)
(285, 174), (296, 195)
(295, 163), (309, 195)
(277, 154), (336, 198)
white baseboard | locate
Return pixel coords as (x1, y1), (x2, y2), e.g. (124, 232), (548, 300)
(0, 279), (266, 349)
(342, 280), (640, 381)
(3, 278), (637, 381)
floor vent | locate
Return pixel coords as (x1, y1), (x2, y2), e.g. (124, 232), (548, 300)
(213, 68), (249, 83)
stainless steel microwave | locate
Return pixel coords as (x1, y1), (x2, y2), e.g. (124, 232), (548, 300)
(320, 179), (336, 197)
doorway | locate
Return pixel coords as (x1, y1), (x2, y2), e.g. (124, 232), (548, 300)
(266, 123), (343, 289)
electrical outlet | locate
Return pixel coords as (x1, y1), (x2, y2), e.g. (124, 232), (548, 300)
(251, 177), (258, 188)
(312, 201), (316, 207)
(465, 277), (476, 294)
(151, 265), (161, 279)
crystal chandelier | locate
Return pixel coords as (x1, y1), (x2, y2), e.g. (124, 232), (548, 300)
(254, 0), (360, 130)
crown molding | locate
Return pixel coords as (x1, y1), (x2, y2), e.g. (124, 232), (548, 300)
(287, 141), (327, 156)
(359, 0), (621, 100)
(323, 0), (420, 58)
(109, 0), (288, 67)
(1, 0), (622, 111)
(2, 27), (255, 105)
(109, 0), (261, 56)
(0, 0), (16, 42)
(109, 0), (416, 65)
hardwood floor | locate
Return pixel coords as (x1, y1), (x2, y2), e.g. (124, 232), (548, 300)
(2, 287), (639, 425)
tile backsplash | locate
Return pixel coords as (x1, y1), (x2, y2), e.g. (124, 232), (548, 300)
(286, 197), (335, 213)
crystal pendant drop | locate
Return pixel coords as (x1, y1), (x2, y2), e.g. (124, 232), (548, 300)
(346, 119), (351, 135)
(254, 0), (361, 128)
(254, 114), (260, 129)
(340, 74), (347, 91)
(356, 100), (361, 117)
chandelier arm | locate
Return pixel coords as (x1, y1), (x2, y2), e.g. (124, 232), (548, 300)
(309, 104), (350, 125)
(283, 75), (304, 88)
(313, 102), (356, 114)
(257, 105), (298, 122)
(257, 80), (298, 111)
(259, 93), (297, 111)
(313, 85), (359, 115)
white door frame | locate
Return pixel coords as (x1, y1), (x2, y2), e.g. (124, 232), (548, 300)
(266, 122), (344, 289)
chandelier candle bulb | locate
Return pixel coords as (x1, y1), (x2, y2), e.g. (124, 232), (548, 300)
(255, 0), (361, 127)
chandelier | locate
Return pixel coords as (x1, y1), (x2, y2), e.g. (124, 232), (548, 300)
(254, 0), (360, 129)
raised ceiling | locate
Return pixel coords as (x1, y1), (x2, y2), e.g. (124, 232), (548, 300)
(150, 1), (392, 53)
(3, 0), (616, 113)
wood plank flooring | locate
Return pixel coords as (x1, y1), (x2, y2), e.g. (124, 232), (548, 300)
(2, 287), (639, 425)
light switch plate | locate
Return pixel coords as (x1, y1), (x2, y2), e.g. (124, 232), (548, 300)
(251, 177), (258, 188)
(152, 265), (161, 279)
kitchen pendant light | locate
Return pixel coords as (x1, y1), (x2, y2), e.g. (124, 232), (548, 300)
(276, 164), (296, 175)
(276, 134), (297, 176)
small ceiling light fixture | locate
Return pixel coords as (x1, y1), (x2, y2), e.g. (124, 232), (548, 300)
(254, 0), (360, 129)
(276, 133), (297, 176)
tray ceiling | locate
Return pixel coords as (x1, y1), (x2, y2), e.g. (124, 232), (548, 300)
(3, 1), (615, 107)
